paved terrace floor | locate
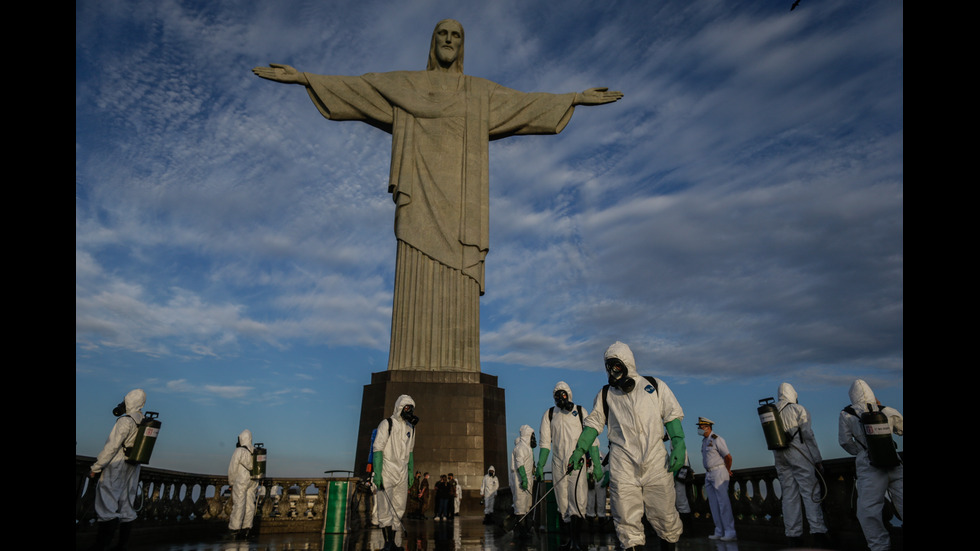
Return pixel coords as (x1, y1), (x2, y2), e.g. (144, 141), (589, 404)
(119, 515), (802, 551)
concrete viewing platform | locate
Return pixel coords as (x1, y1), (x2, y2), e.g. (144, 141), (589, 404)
(117, 514), (811, 551)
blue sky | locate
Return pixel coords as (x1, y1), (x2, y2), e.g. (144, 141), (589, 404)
(76, 0), (903, 481)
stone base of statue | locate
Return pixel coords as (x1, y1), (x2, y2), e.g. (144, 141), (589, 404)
(354, 370), (508, 514)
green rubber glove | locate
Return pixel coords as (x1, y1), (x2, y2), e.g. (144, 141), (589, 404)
(372, 450), (384, 488)
(568, 426), (599, 471)
(408, 452), (414, 487)
(518, 465), (528, 490)
(536, 448), (550, 480)
(589, 445), (603, 481)
(665, 418), (686, 473)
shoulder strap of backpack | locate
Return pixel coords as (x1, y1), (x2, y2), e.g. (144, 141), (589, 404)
(601, 385), (610, 426)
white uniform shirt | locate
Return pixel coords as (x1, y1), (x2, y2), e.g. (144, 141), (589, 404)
(701, 433), (730, 472)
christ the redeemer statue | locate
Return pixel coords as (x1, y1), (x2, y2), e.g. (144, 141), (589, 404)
(254, 19), (622, 373)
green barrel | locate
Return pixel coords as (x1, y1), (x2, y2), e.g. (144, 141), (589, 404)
(323, 479), (350, 534)
(544, 479), (560, 533)
(322, 534), (345, 551)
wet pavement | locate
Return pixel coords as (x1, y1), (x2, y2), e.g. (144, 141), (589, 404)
(124, 515), (791, 551)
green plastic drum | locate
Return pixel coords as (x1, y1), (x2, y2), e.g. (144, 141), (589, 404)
(323, 480), (349, 534)
(544, 480), (560, 532)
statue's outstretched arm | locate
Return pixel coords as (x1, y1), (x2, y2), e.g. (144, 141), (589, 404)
(573, 87), (624, 106)
(252, 63), (309, 86)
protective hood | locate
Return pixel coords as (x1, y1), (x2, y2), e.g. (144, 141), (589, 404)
(487, 465), (496, 475)
(848, 379), (877, 413)
(392, 394), (416, 418)
(777, 382), (798, 410)
(238, 429), (253, 452)
(519, 424), (535, 446)
(604, 341), (638, 378)
(124, 388), (146, 414)
(553, 381), (573, 402)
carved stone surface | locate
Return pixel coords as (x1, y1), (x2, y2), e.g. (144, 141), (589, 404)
(252, 20), (622, 498)
(353, 370), (507, 513)
(252, 20), (622, 372)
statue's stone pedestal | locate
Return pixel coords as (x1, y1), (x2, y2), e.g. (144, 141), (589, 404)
(354, 370), (508, 513)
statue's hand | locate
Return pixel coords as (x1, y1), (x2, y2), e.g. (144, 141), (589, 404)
(252, 63), (308, 85)
(575, 87), (624, 105)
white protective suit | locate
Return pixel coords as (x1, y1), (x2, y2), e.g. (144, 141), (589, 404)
(540, 381), (593, 522)
(838, 380), (903, 551)
(582, 342), (685, 547)
(480, 466), (499, 515)
(509, 436), (519, 501)
(512, 425), (535, 514)
(373, 395), (417, 530)
(91, 389), (146, 522)
(587, 452), (609, 518)
(227, 429), (259, 531)
(452, 476), (461, 516)
(774, 383), (827, 537)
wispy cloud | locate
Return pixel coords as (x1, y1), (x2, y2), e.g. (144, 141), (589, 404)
(77, 0), (902, 475)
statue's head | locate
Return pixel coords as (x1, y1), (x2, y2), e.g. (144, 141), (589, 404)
(427, 19), (464, 73)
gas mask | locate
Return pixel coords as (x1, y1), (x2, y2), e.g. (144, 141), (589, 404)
(530, 433), (537, 449)
(554, 389), (572, 412)
(112, 401), (126, 417)
(401, 404), (420, 426)
(605, 358), (635, 393)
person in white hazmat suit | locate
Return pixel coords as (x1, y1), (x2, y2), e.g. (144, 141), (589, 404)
(450, 473), (461, 517)
(838, 379), (903, 551)
(227, 429), (260, 539)
(480, 465), (499, 523)
(537, 381), (601, 550)
(568, 342), (687, 551)
(509, 436), (519, 503)
(773, 383), (829, 547)
(586, 451), (609, 525)
(372, 395), (418, 551)
(87, 389), (147, 551)
(512, 425), (536, 516)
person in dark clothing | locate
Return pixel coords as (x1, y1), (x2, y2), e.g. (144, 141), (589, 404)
(435, 475), (451, 521)
(419, 472), (430, 520)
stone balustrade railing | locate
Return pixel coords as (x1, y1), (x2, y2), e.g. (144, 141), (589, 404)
(76, 453), (901, 549)
(681, 454), (902, 548)
(76, 456), (366, 543)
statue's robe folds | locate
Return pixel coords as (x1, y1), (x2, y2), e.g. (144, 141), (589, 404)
(305, 70), (576, 372)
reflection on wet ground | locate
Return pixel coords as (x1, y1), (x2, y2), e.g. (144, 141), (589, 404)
(128, 515), (788, 551)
